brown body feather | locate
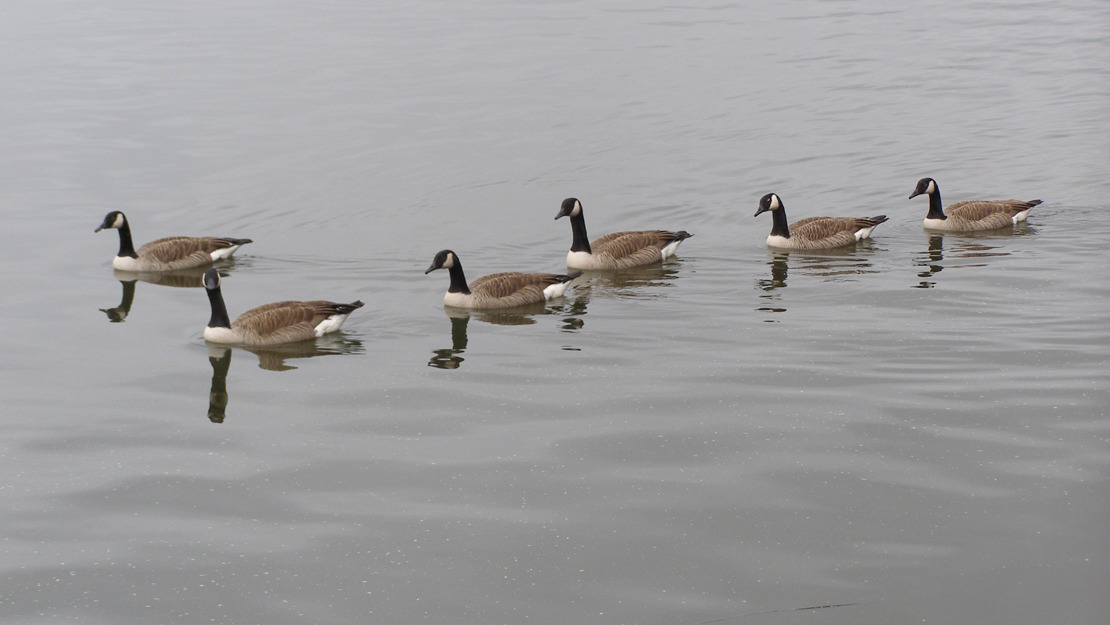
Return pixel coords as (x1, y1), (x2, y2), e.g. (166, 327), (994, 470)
(450, 272), (578, 308)
(579, 230), (690, 269)
(134, 236), (252, 271)
(225, 300), (360, 345)
(929, 200), (1041, 232)
(777, 216), (888, 250)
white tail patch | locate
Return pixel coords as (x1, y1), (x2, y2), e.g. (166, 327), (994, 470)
(1012, 209), (1030, 223)
(660, 239), (684, 259)
(854, 226), (876, 240)
(210, 245), (242, 261)
(314, 313), (350, 337)
(543, 281), (574, 300)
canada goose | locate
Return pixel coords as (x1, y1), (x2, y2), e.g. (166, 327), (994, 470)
(754, 193), (888, 249)
(424, 249), (580, 309)
(909, 178), (1041, 231)
(202, 269), (363, 346)
(555, 198), (692, 269)
(96, 211), (252, 271)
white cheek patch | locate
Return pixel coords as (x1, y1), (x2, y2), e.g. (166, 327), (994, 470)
(769, 195), (782, 210)
(572, 200), (582, 216)
(113, 213), (125, 228)
(443, 252), (455, 269)
(927, 180), (936, 194)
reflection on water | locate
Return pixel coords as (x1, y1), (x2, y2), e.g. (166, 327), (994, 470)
(756, 246), (883, 318)
(99, 266), (236, 323)
(429, 310), (470, 370)
(242, 334), (364, 372)
(203, 336), (363, 423)
(100, 279), (137, 322)
(206, 346), (232, 423)
(913, 226), (1033, 288)
(570, 264), (683, 300)
(428, 298), (589, 369)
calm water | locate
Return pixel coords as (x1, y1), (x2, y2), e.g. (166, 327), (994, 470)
(2, 1), (1108, 624)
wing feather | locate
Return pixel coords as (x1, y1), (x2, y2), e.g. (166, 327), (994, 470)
(135, 236), (250, 270)
(590, 230), (687, 268)
(787, 217), (867, 249)
(466, 272), (575, 307)
(232, 300), (357, 345)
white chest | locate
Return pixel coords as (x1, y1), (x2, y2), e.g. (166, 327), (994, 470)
(443, 291), (473, 308)
(765, 234), (793, 249)
(203, 326), (239, 344)
(112, 255), (143, 271)
(566, 250), (599, 269)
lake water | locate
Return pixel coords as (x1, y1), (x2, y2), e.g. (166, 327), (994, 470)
(2, 1), (1108, 624)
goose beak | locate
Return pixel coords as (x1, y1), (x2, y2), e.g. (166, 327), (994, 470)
(95, 226), (105, 232)
(424, 263), (438, 274)
(754, 206), (769, 217)
(554, 210), (566, 220)
(908, 190), (921, 199)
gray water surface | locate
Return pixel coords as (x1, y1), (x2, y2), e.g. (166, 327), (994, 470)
(2, 1), (1108, 624)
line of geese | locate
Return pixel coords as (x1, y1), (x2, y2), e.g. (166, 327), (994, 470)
(96, 178), (1042, 347)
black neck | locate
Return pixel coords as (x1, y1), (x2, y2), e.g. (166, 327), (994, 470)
(769, 207), (791, 238)
(926, 191), (947, 220)
(567, 212), (592, 253)
(116, 221), (138, 258)
(206, 286), (232, 328)
(446, 260), (470, 294)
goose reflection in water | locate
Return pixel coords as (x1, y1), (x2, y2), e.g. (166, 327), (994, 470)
(756, 245), (883, 319)
(206, 346), (232, 423)
(203, 335), (363, 423)
(99, 266), (237, 323)
(569, 263), (684, 301)
(913, 225), (1034, 288)
(428, 299), (588, 370)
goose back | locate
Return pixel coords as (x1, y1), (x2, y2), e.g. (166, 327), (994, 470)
(447, 271), (579, 309)
(571, 230), (693, 269)
(123, 236), (253, 272)
(779, 216), (889, 250)
(222, 300), (364, 346)
(930, 199), (1042, 231)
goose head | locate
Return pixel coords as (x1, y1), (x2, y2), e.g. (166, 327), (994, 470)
(425, 250), (458, 274)
(754, 193), (784, 217)
(203, 268), (222, 290)
(909, 177), (937, 200)
(554, 197), (583, 220)
(95, 211), (127, 233)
